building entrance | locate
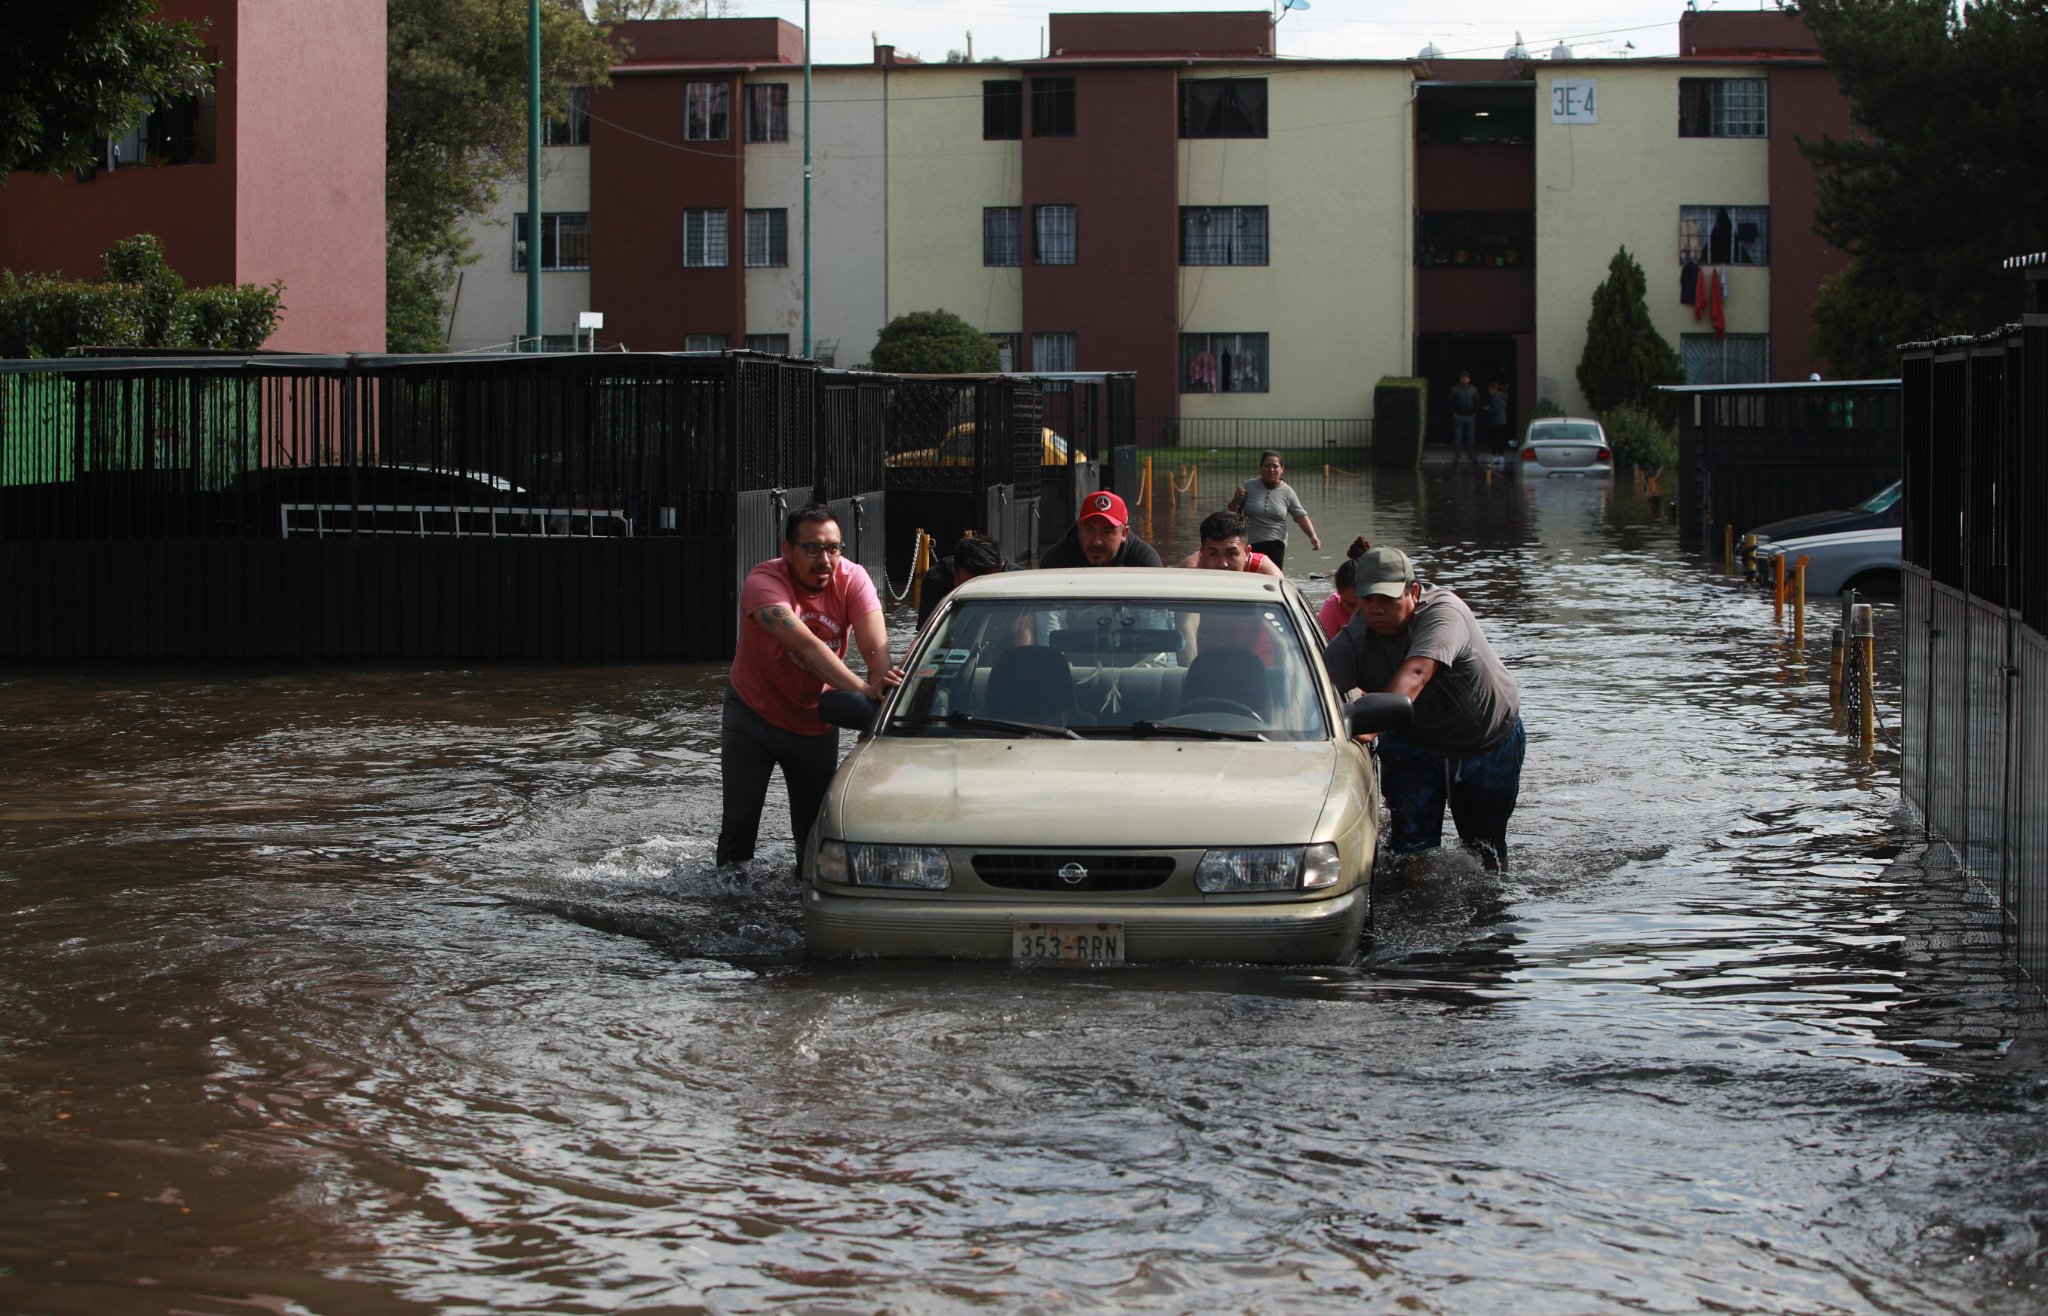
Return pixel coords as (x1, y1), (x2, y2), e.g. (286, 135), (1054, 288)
(1417, 334), (1516, 455)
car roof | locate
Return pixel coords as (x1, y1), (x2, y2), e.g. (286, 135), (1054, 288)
(1528, 417), (1602, 427)
(954, 567), (1300, 605)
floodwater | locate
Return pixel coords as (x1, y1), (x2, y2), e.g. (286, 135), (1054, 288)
(3, 465), (2045, 1315)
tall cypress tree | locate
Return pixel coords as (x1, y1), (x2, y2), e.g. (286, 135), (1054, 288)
(1577, 246), (1683, 422)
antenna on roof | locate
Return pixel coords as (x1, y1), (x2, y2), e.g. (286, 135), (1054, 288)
(1417, 41), (1443, 58)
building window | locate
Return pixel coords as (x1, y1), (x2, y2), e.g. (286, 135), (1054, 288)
(543, 87), (590, 146)
(746, 333), (791, 354)
(1681, 333), (1770, 385)
(1031, 332), (1077, 372)
(984, 81), (1023, 139)
(684, 333), (729, 352)
(983, 207), (1022, 266)
(1180, 207), (1268, 266)
(1181, 333), (1268, 394)
(513, 212), (591, 272)
(104, 84), (219, 169)
(685, 81), (730, 141)
(1032, 77), (1076, 137)
(745, 84), (788, 143)
(1035, 205), (1077, 265)
(990, 332), (1019, 371)
(683, 209), (728, 267)
(1679, 78), (1767, 138)
(1181, 78), (1267, 139)
(1681, 206), (1768, 266)
(745, 209), (788, 267)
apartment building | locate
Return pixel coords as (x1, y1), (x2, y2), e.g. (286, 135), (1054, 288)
(451, 9), (1849, 436)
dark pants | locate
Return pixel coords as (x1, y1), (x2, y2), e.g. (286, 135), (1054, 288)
(1489, 421), (1510, 455)
(717, 685), (841, 866)
(1451, 414), (1478, 460)
(1376, 716), (1525, 868)
(1251, 539), (1287, 569)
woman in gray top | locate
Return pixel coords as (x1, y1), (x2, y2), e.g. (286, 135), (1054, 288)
(1228, 451), (1322, 568)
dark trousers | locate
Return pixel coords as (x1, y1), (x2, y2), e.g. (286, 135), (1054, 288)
(1489, 421), (1510, 455)
(717, 685), (841, 866)
(1376, 716), (1525, 869)
(1251, 539), (1287, 568)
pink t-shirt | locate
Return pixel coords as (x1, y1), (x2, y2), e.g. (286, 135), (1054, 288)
(730, 556), (882, 735)
(1318, 592), (1356, 641)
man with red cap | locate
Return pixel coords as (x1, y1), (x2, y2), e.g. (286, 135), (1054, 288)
(1039, 491), (1163, 569)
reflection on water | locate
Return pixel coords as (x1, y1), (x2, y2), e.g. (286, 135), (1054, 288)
(3, 466), (2044, 1314)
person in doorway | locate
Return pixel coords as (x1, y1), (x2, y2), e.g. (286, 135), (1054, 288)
(1176, 509), (1286, 576)
(917, 533), (1007, 629)
(1226, 451), (1321, 568)
(1486, 381), (1511, 457)
(1448, 370), (1482, 464)
(718, 503), (902, 867)
(1038, 491), (1163, 569)
(1322, 545), (1524, 869)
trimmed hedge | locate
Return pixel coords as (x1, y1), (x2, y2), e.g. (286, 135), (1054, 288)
(0, 234), (282, 358)
(1371, 376), (1428, 468)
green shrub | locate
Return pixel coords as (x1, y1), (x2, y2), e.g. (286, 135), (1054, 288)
(1602, 403), (1677, 471)
(0, 233), (282, 358)
(1527, 396), (1566, 421)
(1371, 377), (1427, 468)
(868, 309), (1001, 374)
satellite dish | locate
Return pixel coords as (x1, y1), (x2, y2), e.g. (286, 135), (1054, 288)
(1283, 0), (1310, 8)
(1505, 30), (1529, 58)
(1550, 41), (1574, 59)
(1418, 41), (1444, 58)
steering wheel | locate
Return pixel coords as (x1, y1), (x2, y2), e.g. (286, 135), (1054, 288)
(1176, 697), (1265, 722)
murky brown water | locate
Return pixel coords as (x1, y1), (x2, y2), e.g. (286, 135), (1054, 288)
(4, 466), (2044, 1315)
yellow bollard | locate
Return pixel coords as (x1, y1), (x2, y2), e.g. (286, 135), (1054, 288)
(1139, 455), (1153, 507)
(1192, 464), (1199, 506)
(1793, 555), (1808, 650)
(1724, 524), (1735, 577)
(909, 528), (932, 610)
(1773, 552), (1787, 620)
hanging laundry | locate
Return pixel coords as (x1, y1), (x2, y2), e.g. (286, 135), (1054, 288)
(1680, 255), (1700, 306)
(1693, 266), (1726, 337)
(1189, 349), (1219, 392)
(1233, 349), (1259, 391)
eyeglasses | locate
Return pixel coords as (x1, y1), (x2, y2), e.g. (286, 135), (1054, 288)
(792, 541), (844, 557)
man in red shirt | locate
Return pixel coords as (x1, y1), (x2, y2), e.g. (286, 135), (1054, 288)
(719, 503), (902, 866)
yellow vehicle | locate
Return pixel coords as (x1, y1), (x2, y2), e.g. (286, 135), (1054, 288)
(886, 425), (1087, 468)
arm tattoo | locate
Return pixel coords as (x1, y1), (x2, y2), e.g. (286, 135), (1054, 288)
(757, 605), (799, 630)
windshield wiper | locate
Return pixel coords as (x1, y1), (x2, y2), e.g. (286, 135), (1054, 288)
(1125, 720), (1268, 742)
(889, 712), (1081, 740)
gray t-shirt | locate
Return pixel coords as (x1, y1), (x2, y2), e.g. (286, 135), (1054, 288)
(1322, 585), (1519, 756)
(1236, 479), (1306, 545)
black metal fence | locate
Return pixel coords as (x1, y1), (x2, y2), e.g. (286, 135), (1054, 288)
(1139, 415), (1372, 453)
(1670, 380), (1901, 549)
(1899, 316), (2048, 985)
(0, 352), (1069, 662)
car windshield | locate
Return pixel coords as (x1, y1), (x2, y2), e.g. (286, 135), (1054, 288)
(1856, 480), (1902, 514)
(1531, 422), (1602, 443)
(886, 597), (1330, 742)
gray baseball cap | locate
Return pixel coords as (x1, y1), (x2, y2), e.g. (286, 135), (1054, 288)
(1356, 546), (1416, 598)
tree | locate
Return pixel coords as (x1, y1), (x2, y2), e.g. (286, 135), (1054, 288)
(1799, 0), (2048, 374)
(1577, 247), (1682, 421)
(386, 0), (616, 351)
(593, 0), (734, 17)
(1, 2), (213, 179)
(868, 310), (1002, 374)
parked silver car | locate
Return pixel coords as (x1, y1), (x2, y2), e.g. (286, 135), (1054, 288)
(803, 569), (1412, 965)
(1516, 418), (1613, 477)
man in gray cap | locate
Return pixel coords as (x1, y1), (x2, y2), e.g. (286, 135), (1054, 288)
(1322, 546), (1524, 869)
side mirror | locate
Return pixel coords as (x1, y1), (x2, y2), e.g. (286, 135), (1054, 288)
(1346, 692), (1414, 737)
(818, 689), (880, 734)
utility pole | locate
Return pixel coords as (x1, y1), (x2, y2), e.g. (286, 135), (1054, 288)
(525, 0), (542, 351)
(802, 0), (813, 360)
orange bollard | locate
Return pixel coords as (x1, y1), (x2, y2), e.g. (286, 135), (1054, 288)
(1773, 552), (1787, 619)
(1793, 555), (1808, 650)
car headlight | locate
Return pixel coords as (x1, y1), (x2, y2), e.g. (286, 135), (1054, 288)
(815, 840), (952, 890)
(1194, 843), (1341, 893)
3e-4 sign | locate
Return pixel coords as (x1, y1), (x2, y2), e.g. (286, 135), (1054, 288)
(1551, 79), (1597, 125)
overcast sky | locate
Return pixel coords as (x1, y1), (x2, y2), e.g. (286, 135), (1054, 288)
(701, 0), (1728, 67)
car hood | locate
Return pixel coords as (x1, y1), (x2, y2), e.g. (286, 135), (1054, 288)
(829, 737), (1343, 848)
(1762, 526), (1900, 555)
(1748, 508), (1889, 542)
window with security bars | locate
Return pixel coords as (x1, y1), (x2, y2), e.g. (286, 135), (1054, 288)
(1180, 333), (1269, 394)
(984, 81), (1023, 139)
(684, 81), (730, 140)
(745, 334), (791, 354)
(1681, 333), (1769, 386)
(1181, 207), (1268, 266)
(983, 207), (1022, 266)
(1032, 332), (1077, 372)
(683, 209), (728, 267)
(1035, 205), (1077, 265)
(543, 87), (589, 146)
(1679, 78), (1767, 138)
(1681, 205), (1768, 265)
(745, 209), (788, 267)
(1181, 78), (1267, 138)
(684, 333), (729, 352)
(1032, 77), (1075, 137)
(513, 212), (590, 272)
(744, 84), (788, 142)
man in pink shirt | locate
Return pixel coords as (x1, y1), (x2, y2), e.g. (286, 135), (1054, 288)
(719, 503), (902, 866)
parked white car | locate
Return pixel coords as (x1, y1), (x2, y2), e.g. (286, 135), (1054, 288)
(1753, 526), (1902, 597)
(1516, 418), (1613, 477)
(803, 569), (1413, 965)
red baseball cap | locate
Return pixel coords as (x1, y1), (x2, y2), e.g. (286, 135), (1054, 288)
(1079, 491), (1129, 527)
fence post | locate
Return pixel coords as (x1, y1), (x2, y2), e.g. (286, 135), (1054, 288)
(1852, 602), (1876, 754)
(1793, 555), (1808, 650)
(1773, 552), (1787, 620)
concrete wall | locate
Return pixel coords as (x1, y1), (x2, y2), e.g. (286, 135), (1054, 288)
(447, 147), (592, 353)
(807, 68), (889, 367)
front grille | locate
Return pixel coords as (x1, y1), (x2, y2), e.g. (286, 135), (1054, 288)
(971, 853), (1176, 892)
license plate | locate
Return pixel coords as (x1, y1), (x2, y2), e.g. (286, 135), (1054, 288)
(1012, 922), (1124, 964)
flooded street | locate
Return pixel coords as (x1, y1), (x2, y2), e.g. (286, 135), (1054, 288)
(4, 466), (2045, 1314)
